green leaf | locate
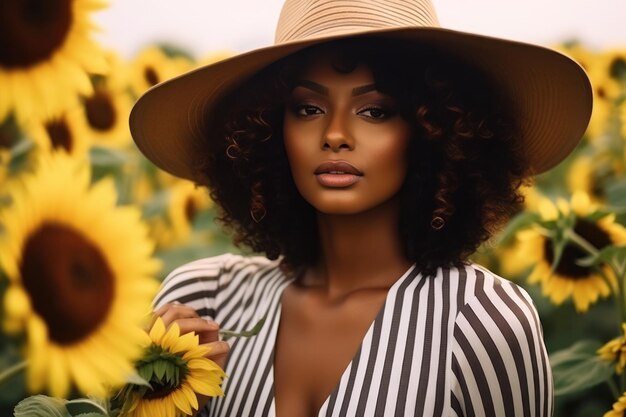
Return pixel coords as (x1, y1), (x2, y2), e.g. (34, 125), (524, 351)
(141, 189), (171, 219)
(153, 359), (167, 381)
(13, 394), (69, 417)
(220, 316), (267, 341)
(173, 367), (180, 386)
(606, 179), (626, 206)
(550, 339), (615, 397)
(65, 399), (108, 416)
(8, 138), (35, 175)
(138, 362), (154, 382)
(495, 211), (541, 246)
(163, 361), (176, 384)
(89, 146), (128, 168)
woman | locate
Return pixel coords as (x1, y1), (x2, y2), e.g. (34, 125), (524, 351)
(131, 1), (592, 416)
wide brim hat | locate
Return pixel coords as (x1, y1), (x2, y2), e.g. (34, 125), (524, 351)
(130, 0), (592, 182)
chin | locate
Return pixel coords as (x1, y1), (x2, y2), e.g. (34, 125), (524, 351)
(308, 195), (399, 216)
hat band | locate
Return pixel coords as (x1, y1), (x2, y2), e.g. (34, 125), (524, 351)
(275, 0), (441, 44)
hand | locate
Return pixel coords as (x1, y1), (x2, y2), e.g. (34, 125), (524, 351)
(152, 302), (230, 370)
(151, 302), (230, 417)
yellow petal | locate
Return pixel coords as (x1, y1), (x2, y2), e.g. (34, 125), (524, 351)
(538, 198), (558, 221)
(171, 388), (193, 415)
(571, 191), (591, 216)
(150, 317), (166, 343)
(48, 348), (70, 398)
(4, 285), (31, 320)
(181, 383), (199, 410)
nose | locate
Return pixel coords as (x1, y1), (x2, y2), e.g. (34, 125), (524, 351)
(322, 111), (354, 152)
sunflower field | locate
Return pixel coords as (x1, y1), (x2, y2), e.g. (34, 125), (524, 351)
(0, 2), (626, 416)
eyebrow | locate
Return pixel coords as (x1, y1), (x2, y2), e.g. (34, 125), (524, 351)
(292, 80), (378, 96)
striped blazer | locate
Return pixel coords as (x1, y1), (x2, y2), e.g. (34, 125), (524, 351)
(153, 253), (553, 417)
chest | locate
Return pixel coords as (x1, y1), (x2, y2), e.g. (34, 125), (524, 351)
(273, 286), (388, 417)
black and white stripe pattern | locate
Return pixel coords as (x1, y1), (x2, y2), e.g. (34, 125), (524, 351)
(154, 254), (553, 417)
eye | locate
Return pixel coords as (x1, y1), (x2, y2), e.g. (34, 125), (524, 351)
(292, 104), (324, 117)
(358, 106), (393, 120)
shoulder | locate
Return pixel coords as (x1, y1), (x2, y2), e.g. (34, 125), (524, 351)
(450, 263), (539, 320)
(451, 262), (545, 351)
(153, 253), (281, 310)
(448, 263), (553, 417)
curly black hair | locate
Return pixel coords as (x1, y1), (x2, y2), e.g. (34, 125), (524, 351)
(193, 37), (530, 277)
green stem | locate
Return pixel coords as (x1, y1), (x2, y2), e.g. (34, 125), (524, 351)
(567, 229), (626, 324)
(0, 360), (27, 387)
(565, 229), (599, 257)
(608, 375), (621, 399)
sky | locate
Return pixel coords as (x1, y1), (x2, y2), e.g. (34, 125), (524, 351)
(94, 0), (626, 59)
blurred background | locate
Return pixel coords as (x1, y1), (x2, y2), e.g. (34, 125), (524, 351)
(2, 1), (626, 416)
(94, 0), (626, 56)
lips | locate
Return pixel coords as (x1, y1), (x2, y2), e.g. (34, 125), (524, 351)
(314, 161), (363, 176)
(314, 161), (363, 188)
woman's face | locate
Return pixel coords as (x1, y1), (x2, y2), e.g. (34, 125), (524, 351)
(283, 54), (412, 215)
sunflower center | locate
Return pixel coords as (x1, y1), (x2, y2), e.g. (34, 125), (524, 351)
(85, 89), (116, 132)
(185, 198), (197, 223)
(610, 57), (626, 80)
(0, 126), (13, 149)
(144, 67), (159, 86)
(0, 0), (72, 69)
(45, 118), (73, 152)
(544, 219), (612, 279)
(20, 223), (115, 345)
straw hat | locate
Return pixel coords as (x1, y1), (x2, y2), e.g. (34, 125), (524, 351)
(130, 0), (592, 181)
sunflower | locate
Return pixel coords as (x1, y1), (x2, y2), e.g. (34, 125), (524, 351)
(516, 192), (626, 312)
(552, 44), (614, 141)
(587, 79), (615, 142)
(79, 81), (133, 148)
(566, 155), (610, 202)
(606, 392), (626, 417)
(592, 49), (626, 100)
(120, 317), (225, 417)
(25, 108), (90, 158)
(145, 181), (213, 249)
(167, 182), (212, 244)
(0, 0), (108, 124)
(100, 50), (132, 92)
(598, 323), (626, 374)
(497, 241), (533, 279)
(581, 49), (625, 142)
(129, 46), (193, 98)
(0, 152), (160, 398)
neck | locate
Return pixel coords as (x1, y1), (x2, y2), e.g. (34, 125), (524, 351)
(305, 197), (413, 298)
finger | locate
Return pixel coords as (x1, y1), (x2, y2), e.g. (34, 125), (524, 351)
(153, 301), (183, 318)
(157, 304), (200, 328)
(202, 341), (230, 370)
(174, 318), (221, 343)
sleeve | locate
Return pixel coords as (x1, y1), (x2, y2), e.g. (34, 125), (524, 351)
(449, 278), (553, 417)
(152, 253), (246, 320)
